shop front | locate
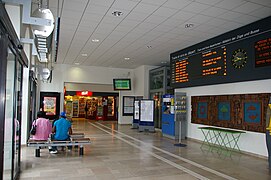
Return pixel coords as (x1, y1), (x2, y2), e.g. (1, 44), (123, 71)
(65, 91), (118, 121)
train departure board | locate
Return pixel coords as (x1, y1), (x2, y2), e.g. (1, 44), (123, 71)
(170, 16), (271, 88)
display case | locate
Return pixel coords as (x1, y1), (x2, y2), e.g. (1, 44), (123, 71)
(72, 99), (79, 117)
(66, 100), (73, 118)
(96, 97), (104, 120)
(79, 98), (86, 117)
(107, 96), (114, 117)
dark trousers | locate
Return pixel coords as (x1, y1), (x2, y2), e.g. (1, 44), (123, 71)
(51, 135), (72, 151)
(266, 131), (271, 169)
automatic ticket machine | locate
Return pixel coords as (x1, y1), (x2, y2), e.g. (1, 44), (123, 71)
(162, 94), (175, 138)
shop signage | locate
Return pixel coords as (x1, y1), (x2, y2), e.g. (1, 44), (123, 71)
(76, 91), (93, 96)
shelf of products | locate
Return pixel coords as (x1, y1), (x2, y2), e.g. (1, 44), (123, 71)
(107, 96), (115, 117)
(66, 100), (73, 118)
(72, 99), (79, 117)
(97, 97), (103, 117)
(79, 98), (86, 117)
(87, 98), (97, 117)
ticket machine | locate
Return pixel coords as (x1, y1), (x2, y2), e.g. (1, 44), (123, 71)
(162, 94), (175, 138)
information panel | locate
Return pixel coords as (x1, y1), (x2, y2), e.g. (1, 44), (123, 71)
(170, 16), (271, 88)
(123, 96), (134, 116)
(140, 100), (154, 122)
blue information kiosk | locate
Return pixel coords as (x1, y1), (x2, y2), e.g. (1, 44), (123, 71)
(162, 94), (175, 139)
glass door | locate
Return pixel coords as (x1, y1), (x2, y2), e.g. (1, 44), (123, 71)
(2, 46), (23, 180)
(13, 61), (23, 179)
(3, 47), (16, 180)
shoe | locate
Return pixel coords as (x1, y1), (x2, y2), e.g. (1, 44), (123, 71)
(50, 150), (58, 154)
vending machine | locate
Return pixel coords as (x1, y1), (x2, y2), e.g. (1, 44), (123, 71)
(161, 94), (175, 138)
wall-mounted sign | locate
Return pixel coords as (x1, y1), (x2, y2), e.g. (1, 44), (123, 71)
(170, 16), (271, 88)
(113, 79), (131, 90)
(76, 91), (93, 96)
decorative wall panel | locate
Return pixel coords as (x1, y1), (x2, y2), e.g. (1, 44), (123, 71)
(191, 93), (271, 133)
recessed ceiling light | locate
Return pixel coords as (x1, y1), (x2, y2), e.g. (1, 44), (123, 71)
(81, 53), (88, 57)
(161, 61), (168, 64)
(91, 39), (99, 42)
(185, 23), (194, 28)
(146, 45), (152, 48)
(112, 11), (123, 17)
(124, 57), (130, 60)
(74, 62), (80, 65)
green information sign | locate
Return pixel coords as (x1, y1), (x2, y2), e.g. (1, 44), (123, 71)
(113, 79), (131, 90)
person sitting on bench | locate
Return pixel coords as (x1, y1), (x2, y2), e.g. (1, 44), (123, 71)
(50, 111), (72, 154)
(31, 111), (52, 152)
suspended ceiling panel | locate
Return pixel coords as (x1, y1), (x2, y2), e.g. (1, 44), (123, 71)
(48, 0), (271, 69)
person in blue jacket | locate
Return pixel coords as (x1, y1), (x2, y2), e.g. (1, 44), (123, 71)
(50, 111), (72, 154)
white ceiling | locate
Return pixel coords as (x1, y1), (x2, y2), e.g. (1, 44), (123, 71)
(47, 0), (271, 69)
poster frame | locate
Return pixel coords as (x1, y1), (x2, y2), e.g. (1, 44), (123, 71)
(139, 99), (154, 122)
(123, 96), (135, 116)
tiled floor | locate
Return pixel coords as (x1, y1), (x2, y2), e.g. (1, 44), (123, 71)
(20, 120), (271, 180)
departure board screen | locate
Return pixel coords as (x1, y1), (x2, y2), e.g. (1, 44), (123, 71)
(255, 37), (271, 67)
(170, 16), (271, 88)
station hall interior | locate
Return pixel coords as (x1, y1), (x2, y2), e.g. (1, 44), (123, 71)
(0, 0), (271, 179)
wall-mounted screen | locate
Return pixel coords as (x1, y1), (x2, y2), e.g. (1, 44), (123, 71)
(170, 16), (271, 88)
(113, 79), (131, 90)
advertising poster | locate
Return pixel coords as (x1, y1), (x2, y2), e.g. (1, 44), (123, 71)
(43, 97), (56, 115)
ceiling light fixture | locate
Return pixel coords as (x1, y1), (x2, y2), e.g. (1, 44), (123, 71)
(91, 39), (99, 42)
(74, 62), (80, 65)
(146, 45), (152, 48)
(185, 23), (194, 28)
(124, 57), (130, 60)
(161, 61), (168, 64)
(81, 53), (88, 57)
(112, 11), (123, 17)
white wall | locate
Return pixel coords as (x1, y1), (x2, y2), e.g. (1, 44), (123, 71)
(65, 83), (114, 92)
(176, 79), (271, 157)
(118, 65), (157, 124)
(134, 65), (158, 98)
(40, 64), (155, 124)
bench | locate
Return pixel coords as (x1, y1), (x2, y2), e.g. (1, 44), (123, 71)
(70, 133), (85, 138)
(27, 137), (91, 157)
